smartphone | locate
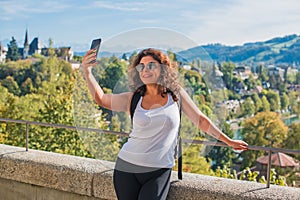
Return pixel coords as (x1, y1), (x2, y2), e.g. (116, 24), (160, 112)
(89, 38), (101, 63)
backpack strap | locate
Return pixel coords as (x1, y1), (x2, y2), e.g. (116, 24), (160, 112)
(130, 92), (142, 122)
(129, 91), (183, 180)
(177, 95), (183, 180)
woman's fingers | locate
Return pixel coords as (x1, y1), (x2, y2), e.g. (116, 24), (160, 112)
(233, 146), (248, 151)
(231, 140), (248, 151)
(82, 50), (98, 68)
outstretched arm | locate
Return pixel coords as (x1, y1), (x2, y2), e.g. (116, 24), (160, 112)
(81, 49), (132, 112)
(180, 87), (248, 151)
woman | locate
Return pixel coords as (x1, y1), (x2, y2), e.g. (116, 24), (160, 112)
(81, 48), (248, 200)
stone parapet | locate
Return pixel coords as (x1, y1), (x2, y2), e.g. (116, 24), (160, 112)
(0, 144), (299, 200)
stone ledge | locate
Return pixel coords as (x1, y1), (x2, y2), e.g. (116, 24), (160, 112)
(0, 144), (115, 199)
(1, 144), (300, 200)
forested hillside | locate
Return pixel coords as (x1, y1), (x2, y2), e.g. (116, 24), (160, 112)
(178, 34), (300, 64)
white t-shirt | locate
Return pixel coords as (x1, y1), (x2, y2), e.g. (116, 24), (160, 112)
(118, 93), (180, 168)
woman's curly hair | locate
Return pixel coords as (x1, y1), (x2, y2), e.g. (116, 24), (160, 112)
(127, 48), (181, 101)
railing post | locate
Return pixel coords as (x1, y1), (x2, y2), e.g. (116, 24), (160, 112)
(25, 122), (29, 151)
(266, 150), (272, 188)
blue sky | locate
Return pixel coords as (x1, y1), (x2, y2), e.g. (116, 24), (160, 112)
(1, 0), (300, 52)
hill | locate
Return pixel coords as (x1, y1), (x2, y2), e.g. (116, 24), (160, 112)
(178, 34), (300, 64)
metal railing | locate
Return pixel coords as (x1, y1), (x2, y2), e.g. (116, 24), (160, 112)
(0, 117), (299, 188)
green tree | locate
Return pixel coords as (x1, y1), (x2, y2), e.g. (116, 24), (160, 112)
(183, 69), (208, 99)
(73, 55), (83, 62)
(0, 84), (10, 143)
(289, 91), (300, 115)
(167, 50), (177, 62)
(232, 76), (244, 92)
(286, 70), (296, 84)
(48, 38), (56, 57)
(0, 83), (9, 106)
(30, 85), (94, 157)
(18, 93), (43, 121)
(278, 82), (287, 94)
(214, 165), (235, 179)
(244, 74), (257, 91)
(269, 74), (282, 90)
(21, 77), (34, 95)
(296, 71), (300, 84)
(0, 59), (37, 96)
(261, 95), (270, 112)
(241, 97), (255, 117)
(251, 93), (262, 113)
(100, 56), (127, 90)
(266, 90), (281, 112)
(226, 89), (241, 100)
(220, 62), (236, 90)
(179, 143), (213, 175)
(1, 76), (21, 96)
(121, 53), (128, 61)
(283, 123), (300, 161)
(258, 64), (268, 82)
(241, 112), (288, 168)
(205, 122), (237, 170)
(280, 93), (289, 111)
(1, 93), (26, 147)
(6, 37), (20, 61)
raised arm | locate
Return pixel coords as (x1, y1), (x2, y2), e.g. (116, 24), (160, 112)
(180, 87), (248, 151)
(81, 49), (132, 112)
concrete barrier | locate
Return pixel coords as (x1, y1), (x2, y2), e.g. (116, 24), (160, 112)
(0, 144), (299, 200)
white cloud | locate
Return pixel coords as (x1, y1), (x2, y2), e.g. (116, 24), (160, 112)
(91, 1), (153, 12)
(92, 2), (137, 11)
(0, 0), (71, 20)
(180, 0), (300, 45)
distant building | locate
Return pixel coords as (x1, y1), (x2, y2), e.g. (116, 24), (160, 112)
(17, 29), (41, 59)
(233, 66), (252, 80)
(220, 99), (241, 114)
(7, 29), (74, 62)
(182, 64), (192, 70)
(23, 29), (30, 58)
(286, 66), (299, 81)
(266, 65), (285, 81)
(287, 84), (300, 92)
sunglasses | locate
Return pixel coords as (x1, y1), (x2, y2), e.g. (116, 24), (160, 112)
(135, 62), (160, 72)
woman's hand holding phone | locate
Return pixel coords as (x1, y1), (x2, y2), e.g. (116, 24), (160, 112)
(81, 38), (101, 73)
(82, 49), (98, 72)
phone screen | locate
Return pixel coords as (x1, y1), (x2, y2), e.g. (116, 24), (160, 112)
(90, 38), (101, 63)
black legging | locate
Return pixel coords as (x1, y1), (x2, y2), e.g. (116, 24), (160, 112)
(113, 158), (172, 200)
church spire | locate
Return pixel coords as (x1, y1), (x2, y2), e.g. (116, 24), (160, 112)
(24, 29), (29, 46)
(23, 28), (30, 58)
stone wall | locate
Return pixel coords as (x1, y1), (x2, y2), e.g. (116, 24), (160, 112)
(1, 144), (299, 200)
